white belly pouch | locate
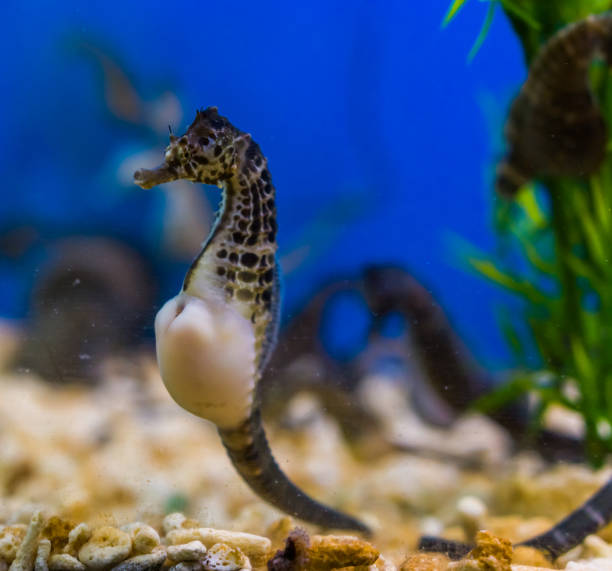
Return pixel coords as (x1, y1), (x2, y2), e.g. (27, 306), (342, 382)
(154, 292), (256, 429)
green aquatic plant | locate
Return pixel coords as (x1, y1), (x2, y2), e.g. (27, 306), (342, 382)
(443, 0), (540, 61)
(445, 0), (612, 61)
(449, 3), (612, 465)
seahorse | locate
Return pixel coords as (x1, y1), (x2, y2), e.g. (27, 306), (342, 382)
(496, 13), (612, 197)
(362, 265), (585, 462)
(133, 107), (369, 533)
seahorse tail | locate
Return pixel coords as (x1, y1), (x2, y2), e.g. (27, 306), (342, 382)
(218, 408), (371, 534)
(519, 474), (612, 559)
(418, 475), (612, 561)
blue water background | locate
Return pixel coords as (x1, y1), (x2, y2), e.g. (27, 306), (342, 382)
(2, 1), (526, 370)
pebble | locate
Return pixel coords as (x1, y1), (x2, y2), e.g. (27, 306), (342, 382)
(121, 524), (160, 555)
(65, 525), (91, 557)
(78, 527), (132, 570)
(9, 512), (44, 571)
(163, 514), (187, 535)
(48, 554), (86, 571)
(167, 541), (207, 563)
(166, 529), (269, 567)
(202, 544), (250, 571)
(109, 548), (167, 571)
(0, 526), (27, 563)
(34, 540), (51, 571)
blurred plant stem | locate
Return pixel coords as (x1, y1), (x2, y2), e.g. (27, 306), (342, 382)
(448, 0), (612, 465)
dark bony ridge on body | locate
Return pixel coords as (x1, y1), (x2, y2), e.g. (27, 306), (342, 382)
(134, 107), (369, 534)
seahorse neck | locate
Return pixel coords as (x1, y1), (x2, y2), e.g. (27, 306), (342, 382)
(182, 136), (278, 370)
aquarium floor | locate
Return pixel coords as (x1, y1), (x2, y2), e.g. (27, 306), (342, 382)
(1, 343), (611, 569)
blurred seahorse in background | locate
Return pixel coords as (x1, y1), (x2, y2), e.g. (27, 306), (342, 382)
(496, 13), (612, 197)
(362, 265), (585, 462)
(260, 265), (583, 463)
(134, 107), (369, 533)
(420, 15), (612, 561)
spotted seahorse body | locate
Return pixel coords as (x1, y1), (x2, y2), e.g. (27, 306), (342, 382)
(134, 107), (368, 533)
(497, 13), (612, 196)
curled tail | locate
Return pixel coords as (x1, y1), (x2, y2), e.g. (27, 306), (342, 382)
(520, 475), (612, 559)
(218, 409), (370, 534)
(419, 475), (612, 560)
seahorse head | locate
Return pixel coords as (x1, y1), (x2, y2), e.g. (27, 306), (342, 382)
(134, 107), (241, 189)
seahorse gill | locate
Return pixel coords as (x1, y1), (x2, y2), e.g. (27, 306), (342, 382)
(496, 13), (612, 196)
(133, 107), (369, 533)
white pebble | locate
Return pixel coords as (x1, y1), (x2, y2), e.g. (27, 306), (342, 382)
(48, 554), (86, 571)
(9, 511), (44, 571)
(109, 548), (167, 571)
(169, 563), (203, 571)
(65, 524), (91, 557)
(567, 558), (612, 570)
(34, 539), (51, 571)
(584, 535), (612, 558)
(78, 527), (132, 570)
(0, 526), (27, 563)
(456, 495), (487, 519)
(121, 524), (160, 555)
(166, 529), (269, 568)
(167, 541), (207, 563)
(202, 544), (250, 571)
(163, 514), (187, 534)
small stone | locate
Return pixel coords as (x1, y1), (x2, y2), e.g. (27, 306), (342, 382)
(450, 531), (512, 571)
(110, 548), (167, 571)
(9, 511), (44, 571)
(78, 527), (132, 570)
(48, 554), (86, 571)
(163, 514), (187, 535)
(511, 546), (551, 568)
(166, 529), (269, 568)
(456, 496), (487, 542)
(566, 558), (612, 570)
(0, 526), (27, 563)
(169, 563), (203, 571)
(121, 524), (160, 555)
(400, 552), (451, 570)
(583, 535), (612, 558)
(202, 544), (250, 571)
(167, 541), (207, 563)
(35, 540), (51, 571)
(42, 519), (74, 555)
(64, 525), (91, 557)
(307, 534), (380, 570)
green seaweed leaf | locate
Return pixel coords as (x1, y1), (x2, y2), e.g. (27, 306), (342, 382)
(468, 0), (497, 61)
(468, 257), (549, 304)
(499, 0), (540, 29)
(471, 373), (536, 413)
(442, 0), (470, 27)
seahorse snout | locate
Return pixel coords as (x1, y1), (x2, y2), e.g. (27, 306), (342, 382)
(133, 164), (177, 189)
